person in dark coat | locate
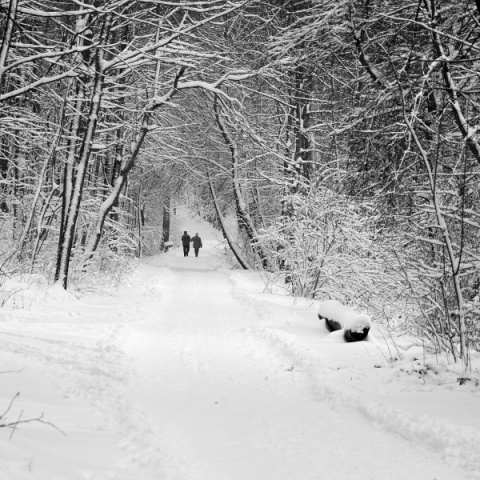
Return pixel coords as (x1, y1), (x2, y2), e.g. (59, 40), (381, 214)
(181, 231), (191, 257)
(191, 233), (203, 257)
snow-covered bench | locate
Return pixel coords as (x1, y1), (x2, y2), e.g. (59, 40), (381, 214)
(318, 300), (371, 342)
(163, 241), (174, 252)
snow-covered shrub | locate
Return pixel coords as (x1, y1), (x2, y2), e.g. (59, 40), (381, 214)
(263, 187), (409, 320)
(0, 216), (23, 305)
(0, 274), (50, 309)
(262, 181), (480, 362)
(72, 249), (139, 293)
(393, 236), (480, 361)
(67, 212), (140, 292)
(384, 161), (480, 364)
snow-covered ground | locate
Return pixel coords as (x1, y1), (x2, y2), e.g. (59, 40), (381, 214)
(1, 208), (479, 479)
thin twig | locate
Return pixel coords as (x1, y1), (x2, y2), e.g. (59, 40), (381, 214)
(0, 393), (66, 437)
(0, 392), (19, 421)
(9, 409), (23, 439)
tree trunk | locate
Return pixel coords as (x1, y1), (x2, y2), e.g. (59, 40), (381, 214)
(0, 0), (19, 93)
(208, 171), (249, 270)
(162, 195), (170, 245)
(54, 13), (113, 288)
(213, 95), (269, 268)
(29, 185), (59, 273)
(136, 184), (143, 258)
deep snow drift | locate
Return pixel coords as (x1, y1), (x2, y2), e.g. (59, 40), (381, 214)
(0, 208), (479, 479)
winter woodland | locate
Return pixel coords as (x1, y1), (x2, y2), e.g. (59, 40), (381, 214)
(2, 1), (480, 478)
(1, 2), (480, 380)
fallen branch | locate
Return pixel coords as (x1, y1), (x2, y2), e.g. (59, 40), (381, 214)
(0, 392), (65, 438)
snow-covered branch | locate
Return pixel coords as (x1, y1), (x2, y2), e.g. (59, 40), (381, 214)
(0, 70), (78, 102)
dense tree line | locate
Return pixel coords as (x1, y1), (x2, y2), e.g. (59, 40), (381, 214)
(1, 0), (480, 364)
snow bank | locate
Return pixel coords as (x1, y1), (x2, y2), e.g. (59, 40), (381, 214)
(224, 263), (479, 477)
(249, 325), (480, 477)
(0, 276), (79, 311)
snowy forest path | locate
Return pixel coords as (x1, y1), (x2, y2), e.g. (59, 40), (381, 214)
(120, 249), (466, 480)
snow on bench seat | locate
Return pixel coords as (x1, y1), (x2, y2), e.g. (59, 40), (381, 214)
(318, 299), (371, 342)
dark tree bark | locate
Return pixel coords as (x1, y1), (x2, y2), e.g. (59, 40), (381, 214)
(55, 13), (113, 288)
(162, 195), (170, 245)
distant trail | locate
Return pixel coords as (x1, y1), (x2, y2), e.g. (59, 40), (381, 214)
(122, 250), (465, 480)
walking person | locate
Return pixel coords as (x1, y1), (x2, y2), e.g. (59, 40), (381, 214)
(191, 233), (203, 257)
(181, 231), (191, 257)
